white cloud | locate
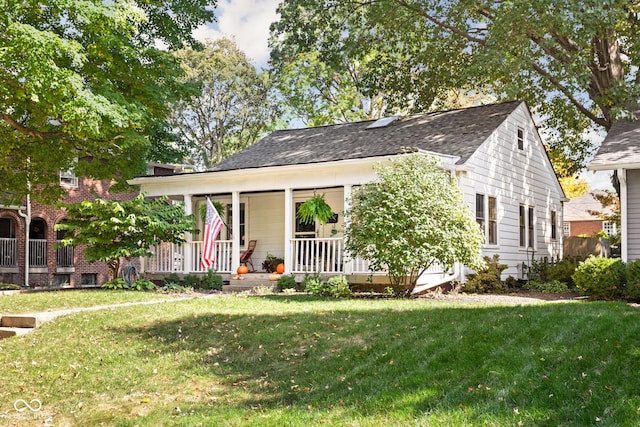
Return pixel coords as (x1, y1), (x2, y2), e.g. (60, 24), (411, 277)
(193, 0), (281, 68)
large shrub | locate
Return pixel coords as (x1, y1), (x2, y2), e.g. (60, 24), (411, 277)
(202, 270), (223, 291)
(625, 259), (640, 301)
(345, 154), (484, 297)
(463, 255), (508, 294)
(276, 274), (297, 292)
(572, 256), (626, 299)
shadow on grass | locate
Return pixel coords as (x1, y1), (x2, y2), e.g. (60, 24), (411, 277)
(115, 296), (640, 425)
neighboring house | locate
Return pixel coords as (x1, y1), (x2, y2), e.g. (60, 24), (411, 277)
(563, 191), (617, 237)
(589, 110), (640, 262)
(130, 101), (565, 285)
(0, 163), (180, 287)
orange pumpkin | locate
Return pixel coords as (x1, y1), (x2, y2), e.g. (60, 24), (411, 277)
(237, 265), (249, 275)
(276, 263), (285, 274)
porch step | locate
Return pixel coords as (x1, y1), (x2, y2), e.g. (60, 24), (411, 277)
(0, 327), (33, 339)
(225, 273), (280, 292)
(1, 315), (39, 328)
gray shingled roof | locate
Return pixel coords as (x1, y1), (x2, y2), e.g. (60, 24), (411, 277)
(591, 110), (640, 168)
(564, 191), (613, 221)
(211, 101), (522, 172)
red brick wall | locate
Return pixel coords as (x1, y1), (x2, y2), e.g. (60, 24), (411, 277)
(0, 178), (139, 287)
(568, 220), (604, 237)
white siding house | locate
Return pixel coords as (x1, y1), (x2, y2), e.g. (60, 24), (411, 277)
(130, 101), (564, 287)
(590, 112), (640, 262)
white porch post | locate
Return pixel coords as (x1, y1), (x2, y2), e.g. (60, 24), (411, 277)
(284, 188), (293, 274)
(343, 184), (353, 275)
(619, 168), (628, 262)
(231, 191), (241, 272)
(183, 194), (193, 273)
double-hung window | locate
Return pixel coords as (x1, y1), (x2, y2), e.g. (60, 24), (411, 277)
(476, 194), (498, 245)
(519, 204), (535, 249)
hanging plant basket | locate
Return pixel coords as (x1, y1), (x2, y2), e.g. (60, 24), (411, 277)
(297, 194), (335, 225)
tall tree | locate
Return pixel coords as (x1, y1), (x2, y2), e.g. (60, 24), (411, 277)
(56, 196), (196, 280)
(559, 176), (590, 199)
(270, 0), (640, 176)
(170, 38), (281, 169)
(0, 0), (216, 203)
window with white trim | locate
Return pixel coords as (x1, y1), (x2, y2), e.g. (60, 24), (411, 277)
(59, 169), (78, 188)
(528, 206), (535, 248)
(488, 196), (497, 245)
(226, 203), (246, 247)
(475, 194), (485, 232)
(563, 222), (570, 236)
(476, 194), (498, 245)
(551, 210), (557, 241)
(517, 127), (524, 151)
(519, 204), (535, 248)
(603, 221), (617, 236)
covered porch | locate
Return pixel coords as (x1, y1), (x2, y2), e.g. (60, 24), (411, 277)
(131, 159), (453, 288)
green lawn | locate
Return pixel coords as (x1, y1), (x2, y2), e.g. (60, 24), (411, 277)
(0, 289), (176, 313)
(1, 293), (639, 426)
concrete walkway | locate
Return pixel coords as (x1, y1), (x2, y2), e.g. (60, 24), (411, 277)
(0, 293), (221, 339)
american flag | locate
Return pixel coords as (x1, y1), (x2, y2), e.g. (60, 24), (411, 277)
(201, 198), (224, 269)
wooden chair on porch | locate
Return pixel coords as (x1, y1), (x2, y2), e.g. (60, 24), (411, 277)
(240, 240), (257, 272)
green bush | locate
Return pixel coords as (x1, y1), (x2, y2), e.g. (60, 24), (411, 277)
(305, 275), (352, 297)
(129, 279), (156, 291)
(572, 256), (626, 300)
(547, 257), (580, 288)
(463, 255), (508, 294)
(0, 283), (22, 291)
(625, 259), (640, 301)
(182, 274), (201, 289)
(325, 275), (352, 297)
(202, 270), (223, 290)
(302, 272), (323, 293)
(524, 280), (570, 294)
(276, 274), (297, 292)
(162, 282), (185, 292)
(101, 277), (156, 291)
(102, 278), (127, 290)
(163, 273), (181, 286)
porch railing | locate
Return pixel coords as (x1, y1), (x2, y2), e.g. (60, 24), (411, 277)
(0, 238), (17, 267)
(56, 240), (74, 268)
(143, 238), (446, 278)
(291, 237), (343, 273)
(146, 240), (233, 274)
(29, 239), (47, 268)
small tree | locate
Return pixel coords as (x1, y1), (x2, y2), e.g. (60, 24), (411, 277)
(56, 195), (196, 280)
(345, 154), (484, 296)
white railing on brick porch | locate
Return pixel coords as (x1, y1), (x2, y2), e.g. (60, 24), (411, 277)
(56, 240), (74, 268)
(29, 239), (47, 267)
(146, 240), (233, 274)
(0, 238), (17, 267)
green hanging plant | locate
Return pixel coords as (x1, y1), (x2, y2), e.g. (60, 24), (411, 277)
(199, 200), (225, 224)
(297, 193), (335, 225)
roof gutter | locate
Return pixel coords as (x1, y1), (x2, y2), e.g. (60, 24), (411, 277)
(588, 162), (640, 171)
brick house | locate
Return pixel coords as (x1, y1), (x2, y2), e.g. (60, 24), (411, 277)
(0, 163), (182, 287)
(563, 191), (617, 237)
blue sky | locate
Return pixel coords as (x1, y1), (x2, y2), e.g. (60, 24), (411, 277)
(193, 0), (280, 68)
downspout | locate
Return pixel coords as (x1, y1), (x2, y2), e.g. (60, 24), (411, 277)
(17, 193), (30, 287)
(618, 168), (628, 262)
